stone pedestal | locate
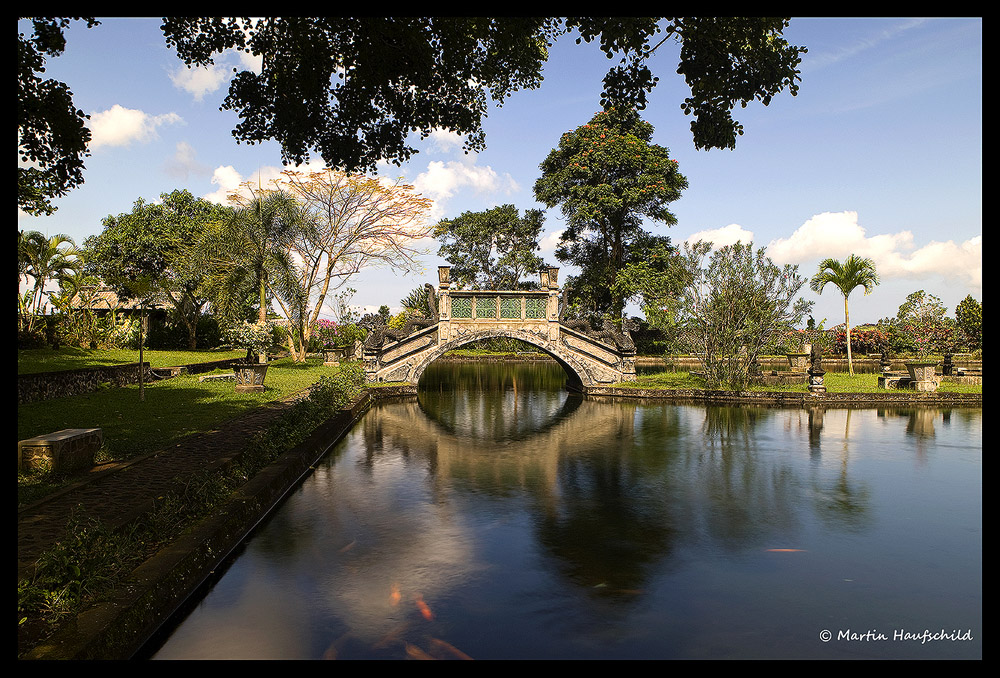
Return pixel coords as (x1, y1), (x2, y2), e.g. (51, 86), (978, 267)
(233, 363), (269, 392)
(786, 353), (810, 371)
(905, 361), (939, 392)
(807, 367), (827, 393)
(324, 348), (347, 366)
(19, 428), (102, 473)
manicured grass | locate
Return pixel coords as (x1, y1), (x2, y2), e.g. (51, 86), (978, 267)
(618, 370), (709, 390)
(18, 357), (340, 505)
(17, 347), (245, 375)
(18, 364), (367, 654)
(619, 369), (982, 394)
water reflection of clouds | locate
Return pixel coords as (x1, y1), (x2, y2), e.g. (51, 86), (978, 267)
(153, 364), (982, 659)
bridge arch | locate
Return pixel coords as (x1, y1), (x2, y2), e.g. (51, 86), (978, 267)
(410, 328), (587, 390)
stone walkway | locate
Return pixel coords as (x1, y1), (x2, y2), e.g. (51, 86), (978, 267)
(17, 392), (309, 582)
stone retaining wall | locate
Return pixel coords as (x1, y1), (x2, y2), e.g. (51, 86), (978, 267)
(18, 363), (150, 404)
(18, 358), (243, 404)
(151, 357), (242, 378)
(583, 385), (982, 407)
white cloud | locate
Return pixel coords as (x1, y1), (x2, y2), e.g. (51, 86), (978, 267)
(425, 129), (465, 154)
(804, 18), (926, 71)
(202, 164), (302, 205)
(539, 229), (565, 254)
(165, 141), (209, 179)
(876, 235), (981, 290)
(412, 159), (519, 221)
(684, 223), (755, 250)
(88, 105), (182, 149)
(170, 62), (230, 101)
(237, 50), (263, 73)
(766, 210), (981, 292)
(202, 165), (246, 205)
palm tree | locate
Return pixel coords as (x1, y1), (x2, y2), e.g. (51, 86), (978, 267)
(809, 255), (880, 375)
(204, 189), (310, 324)
(19, 230), (82, 315)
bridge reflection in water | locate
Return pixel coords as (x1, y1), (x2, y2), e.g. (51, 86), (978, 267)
(149, 361), (982, 660)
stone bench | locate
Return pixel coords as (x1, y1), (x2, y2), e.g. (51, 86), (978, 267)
(18, 428), (103, 474)
(197, 373), (236, 383)
(878, 372), (940, 392)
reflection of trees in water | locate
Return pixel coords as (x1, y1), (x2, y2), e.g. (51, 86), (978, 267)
(684, 405), (802, 548)
(812, 461), (872, 532)
(534, 406), (678, 597)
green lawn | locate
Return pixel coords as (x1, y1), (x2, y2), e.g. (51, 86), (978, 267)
(18, 356), (339, 505)
(17, 347), (245, 375)
(619, 369), (982, 394)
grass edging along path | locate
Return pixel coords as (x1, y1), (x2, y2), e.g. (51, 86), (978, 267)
(18, 364), (377, 660)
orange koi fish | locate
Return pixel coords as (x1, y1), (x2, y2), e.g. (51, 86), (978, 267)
(429, 637), (474, 661)
(390, 582), (401, 606)
(766, 548), (806, 552)
(415, 595), (434, 621)
(405, 643), (436, 660)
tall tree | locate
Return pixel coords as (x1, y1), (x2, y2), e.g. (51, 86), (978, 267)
(160, 17), (805, 172)
(86, 190), (233, 349)
(202, 186), (309, 326)
(809, 255), (880, 375)
(273, 168), (434, 361)
(17, 17), (99, 215)
(17, 18), (805, 210)
(954, 294), (982, 350)
(534, 108), (687, 317)
(610, 237), (694, 332)
(435, 205), (546, 290)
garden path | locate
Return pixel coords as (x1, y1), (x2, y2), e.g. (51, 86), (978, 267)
(17, 390), (311, 582)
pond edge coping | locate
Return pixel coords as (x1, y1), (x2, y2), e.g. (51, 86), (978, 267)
(582, 386), (982, 406)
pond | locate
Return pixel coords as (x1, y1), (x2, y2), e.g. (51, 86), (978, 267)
(146, 361), (982, 660)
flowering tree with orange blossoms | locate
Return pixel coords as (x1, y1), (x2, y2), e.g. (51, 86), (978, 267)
(534, 108), (687, 317)
(274, 168), (434, 361)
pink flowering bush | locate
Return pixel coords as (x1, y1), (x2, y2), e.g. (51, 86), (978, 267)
(314, 319), (366, 350)
(831, 325), (889, 356)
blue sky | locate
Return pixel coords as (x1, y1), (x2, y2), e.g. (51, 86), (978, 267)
(19, 17), (982, 327)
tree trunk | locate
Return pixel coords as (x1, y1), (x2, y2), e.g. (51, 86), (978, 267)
(259, 278), (268, 323)
(844, 295), (854, 376)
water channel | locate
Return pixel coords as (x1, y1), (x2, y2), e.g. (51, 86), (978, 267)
(147, 361), (982, 660)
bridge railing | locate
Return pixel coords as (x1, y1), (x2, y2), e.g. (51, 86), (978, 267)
(444, 291), (553, 322)
(436, 266), (562, 329)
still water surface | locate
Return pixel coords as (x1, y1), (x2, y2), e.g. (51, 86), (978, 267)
(150, 362), (982, 660)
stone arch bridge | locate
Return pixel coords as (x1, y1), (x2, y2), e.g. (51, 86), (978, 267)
(363, 267), (637, 390)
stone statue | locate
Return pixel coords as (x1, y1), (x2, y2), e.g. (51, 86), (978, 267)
(809, 344), (823, 371)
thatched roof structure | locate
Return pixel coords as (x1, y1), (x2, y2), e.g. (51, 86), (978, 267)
(66, 287), (169, 312)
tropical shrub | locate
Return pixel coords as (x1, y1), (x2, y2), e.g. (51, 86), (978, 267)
(831, 324), (889, 356)
(955, 295), (982, 350)
(224, 319), (274, 361)
(674, 241), (813, 389)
